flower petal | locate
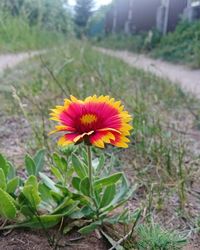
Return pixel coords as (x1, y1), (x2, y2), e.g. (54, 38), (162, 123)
(58, 133), (79, 146)
(49, 125), (75, 135)
(90, 130), (116, 148)
(50, 95), (133, 148)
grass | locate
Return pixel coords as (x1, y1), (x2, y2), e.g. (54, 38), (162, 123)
(0, 14), (67, 53)
(134, 223), (187, 250)
(93, 33), (148, 52)
(0, 41), (200, 248)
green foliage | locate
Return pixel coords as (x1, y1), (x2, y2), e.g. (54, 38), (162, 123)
(0, 188), (17, 220)
(72, 153), (88, 178)
(0, 149), (137, 235)
(87, 5), (111, 37)
(34, 149), (46, 173)
(135, 224), (187, 250)
(0, 0), (71, 33)
(95, 33), (145, 52)
(95, 30), (161, 52)
(0, 12), (67, 52)
(75, 0), (94, 28)
(0, 0), (73, 52)
(152, 21), (200, 68)
(74, 0), (94, 37)
(0, 154), (19, 194)
(25, 149), (45, 176)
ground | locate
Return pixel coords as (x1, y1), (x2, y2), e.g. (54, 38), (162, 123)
(0, 229), (109, 250)
(96, 48), (200, 99)
(0, 51), (42, 74)
(0, 47), (200, 249)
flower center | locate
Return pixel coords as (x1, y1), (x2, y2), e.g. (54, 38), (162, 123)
(80, 114), (97, 125)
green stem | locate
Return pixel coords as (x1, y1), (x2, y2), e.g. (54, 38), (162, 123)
(87, 145), (93, 196)
(87, 146), (99, 218)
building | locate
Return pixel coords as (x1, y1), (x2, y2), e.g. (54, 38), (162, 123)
(105, 0), (200, 35)
(186, 0), (200, 22)
(105, 0), (161, 34)
(157, 0), (188, 34)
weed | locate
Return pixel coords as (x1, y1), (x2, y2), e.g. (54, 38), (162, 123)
(134, 223), (187, 250)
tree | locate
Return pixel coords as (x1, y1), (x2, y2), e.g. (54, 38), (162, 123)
(74, 0), (94, 28)
(0, 0), (24, 16)
(87, 5), (111, 37)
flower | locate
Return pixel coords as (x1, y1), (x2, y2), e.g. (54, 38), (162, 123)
(50, 95), (132, 148)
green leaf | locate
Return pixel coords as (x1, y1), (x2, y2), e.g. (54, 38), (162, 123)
(0, 154), (9, 177)
(69, 206), (94, 219)
(111, 176), (136, 205)
(94, 173), (123, 189)
(20, 204), (36, 217)
(0, 154), (6, 168)
(80, 177), (90, 196)
(4, 215), (62, 229)
(22, 176), (41, 208)
(51, 166), (63, 182)
(100, 184), (116, 208)
(52, 199), (79, 216)
(39, 172), (60, 194)
(39, 201), (54, 214)
(72, 154), (87, 179)
(94, 189), (101, 206)
(22, 185), (41, 209)
(55, 184), (71, 196)
(61, 202), (80, 216)
(79, 221), (102, 235)
(0, 168), (7, 190)
(25, 175), (38, 189)
(38, 183), (55, 206)
(50, 191), (63, 203)
(51, 197), (72, 214)
(25, 155), (36, 176)
(7, 162), (16, 180)
(96, 154), (105, 174)
(53, 153), (67, 172)
(82, 149), (88, 165)
(0, 188), (17, 219)
(34, 149), (45, 174)
(72, 177), (81, 191)
(7, 177), (19, 194)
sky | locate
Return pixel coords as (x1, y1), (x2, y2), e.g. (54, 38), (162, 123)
(68, 0), (112, 7)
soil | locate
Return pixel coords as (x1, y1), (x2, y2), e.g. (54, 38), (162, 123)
(0, 114), (31, 167)
(0, 229), (109, 250)
(96, 47), (200, 99)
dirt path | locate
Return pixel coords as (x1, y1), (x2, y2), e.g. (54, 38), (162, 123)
(2, 49), (200, 99)
(0, 51), (42, 74)
(96, 48), (200, 99)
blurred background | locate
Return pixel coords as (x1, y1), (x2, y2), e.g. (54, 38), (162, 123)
(1, 0), (200, 67)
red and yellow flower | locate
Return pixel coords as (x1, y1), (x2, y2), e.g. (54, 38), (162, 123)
(50, 95), (132, 148)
